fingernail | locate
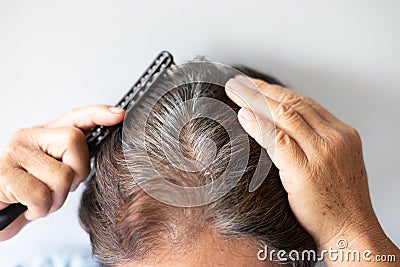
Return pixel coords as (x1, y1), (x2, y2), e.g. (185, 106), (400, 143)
(109, 107), (125, 114)
(226, 78), (248, 92)
(234, 75), (255, 88)
(239, 108), (256, 121)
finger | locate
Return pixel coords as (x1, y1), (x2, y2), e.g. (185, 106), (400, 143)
(30, 127), (90, 191)
(11, 144), (74, 213)
(0, 164), (52, 220)
(247, 76), (339, 124)
(237, 108), (308, 188)
(237, 108), (276, 154)
(273, 128), (310, 193)
(0, 213), (29, 241)
(226, 78), (268, 115)
(45, 105), (125, 131)
(235, 75), (329, 132)
(226, 79), (318, 152)
(0, 202), (8, 210)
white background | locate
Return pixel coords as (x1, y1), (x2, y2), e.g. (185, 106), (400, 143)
(0, 0), (399, 265)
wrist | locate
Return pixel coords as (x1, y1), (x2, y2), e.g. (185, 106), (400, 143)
(318, 217), (399, 266)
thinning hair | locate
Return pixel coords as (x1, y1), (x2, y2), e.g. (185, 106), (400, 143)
(79, 62), (317, 266)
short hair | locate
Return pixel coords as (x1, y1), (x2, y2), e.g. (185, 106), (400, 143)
(79, 61), (317, 266)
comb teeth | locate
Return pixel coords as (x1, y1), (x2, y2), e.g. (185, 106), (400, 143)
(0, 53), (175, 232)
(86, 51), (175, 154)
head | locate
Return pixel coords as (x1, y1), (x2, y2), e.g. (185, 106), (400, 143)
(79, 61), (317, 267)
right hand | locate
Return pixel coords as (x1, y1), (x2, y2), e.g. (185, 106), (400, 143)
(0, 105), (125, 241)
(225, 76), (399, 265)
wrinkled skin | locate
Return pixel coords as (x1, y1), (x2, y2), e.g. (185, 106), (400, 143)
(0, 105), (125, 241)
(225, 75), (399, 266)
(0, 75), (398, 266)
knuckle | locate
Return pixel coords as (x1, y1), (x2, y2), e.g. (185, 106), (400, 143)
(281, 93), (299, 104)
(5, 128), (34, 158)
(282, 94), (309, 109)
(346, 126), (361, 141)
(4, 140), (24, 161)
(254, 79), (269, 90)
(64, 127), (84, 146)
(57, 165), (75, 187)
(35, 187), (51, 203)
(274, 102), (296, 120)
(253, 78), (265, 85)
(9, 129), (27, 146)
(12, 128), (28, 139)
(32, 187), (51, 216)
(4, 142), (18, 158)
(337, 127), (360, 145)
(330, 128), (346, 143)
(322, 129), (349, 155)
(275, 129), (291, 148)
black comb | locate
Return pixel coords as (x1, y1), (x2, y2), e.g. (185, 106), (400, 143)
(0, 51), (175, 231)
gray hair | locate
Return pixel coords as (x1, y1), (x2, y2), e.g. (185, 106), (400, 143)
(79, 61), (317, 266)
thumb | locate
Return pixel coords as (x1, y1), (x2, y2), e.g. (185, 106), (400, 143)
(45, 105), (125, 130)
